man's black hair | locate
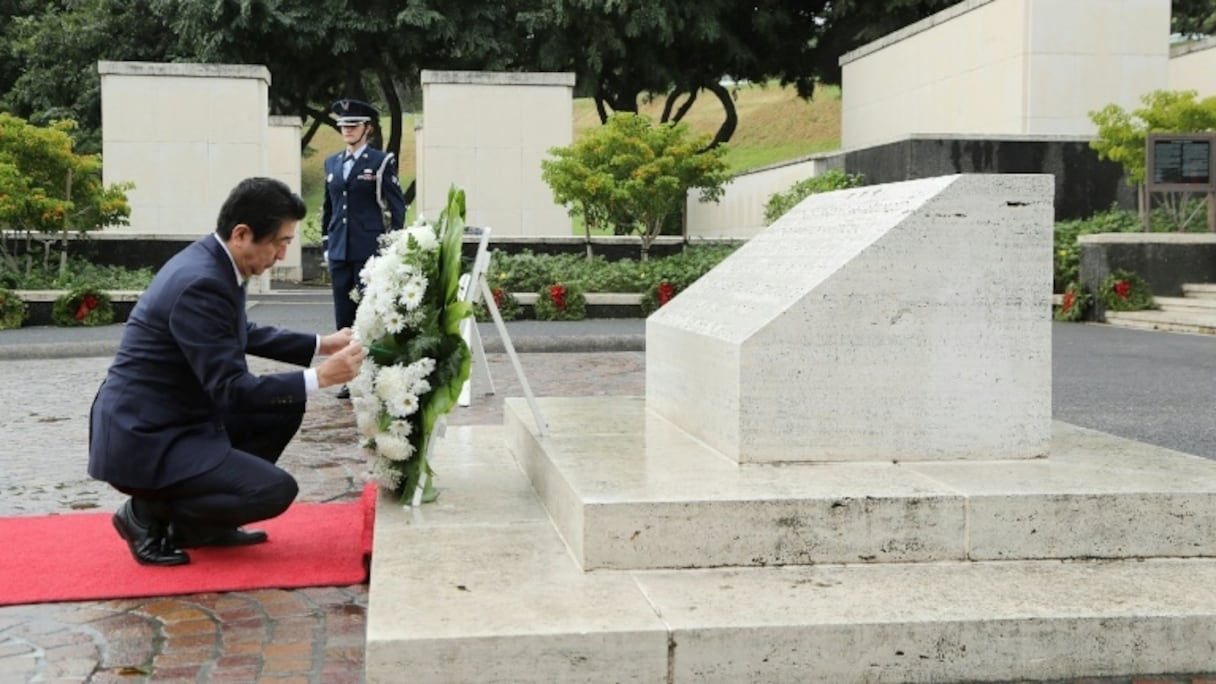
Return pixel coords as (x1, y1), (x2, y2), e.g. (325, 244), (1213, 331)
(215, 177), (307, 241)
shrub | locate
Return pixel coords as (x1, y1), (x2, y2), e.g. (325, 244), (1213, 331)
(1099, 269), (1156, 312)
(541, 113), (731, 259)
(1052, 208), (1141, 291)
(1053, 281), (1090, 322)
(483, 244), (739, 297)
(0, 287), (27, 329)
(533, 282), (586, 321)
(763, 169), (865, 225)
(640, 280), (680, 315)
(0, 254), (153, 290)
(52, 287), (114, 326)
(472, 287), (521, 322)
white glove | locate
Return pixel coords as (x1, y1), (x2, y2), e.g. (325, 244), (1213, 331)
(322, 250), (329, 268)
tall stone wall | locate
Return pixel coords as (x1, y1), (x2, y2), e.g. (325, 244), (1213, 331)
(417, 71), (575, 236)
(839, 0), (1169, 150)
(97, 61), (302, 286)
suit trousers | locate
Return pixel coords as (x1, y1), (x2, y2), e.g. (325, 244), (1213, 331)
(329, 258), (367, 330)
(117, 405), (305, 529)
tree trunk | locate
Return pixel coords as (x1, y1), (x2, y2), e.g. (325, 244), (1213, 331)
(661, 88), (697, 124)
(702, 82), (738, 150)
(1139, 184), (1149, 232)
(595, 78), (643, 123)
(59, 169), (72, 279)
(376, 65), (403, 160)
(640, 219), (663, 261)
(299, 108), (327, 151)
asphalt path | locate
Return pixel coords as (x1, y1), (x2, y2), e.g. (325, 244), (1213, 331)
(4, 298), (1216, 461)
(1053, 321), (1216, 459)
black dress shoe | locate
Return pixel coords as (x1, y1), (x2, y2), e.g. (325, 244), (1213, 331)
(112, 500), (190, 566)
(336, 385), (351, 399)
(173, 524), (268, 549)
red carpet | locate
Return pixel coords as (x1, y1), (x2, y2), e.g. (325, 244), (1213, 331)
(0, 484), (377, 607)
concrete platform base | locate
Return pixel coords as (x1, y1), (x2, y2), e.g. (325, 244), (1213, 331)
(504, 397), (1216, 571)
(366, 402), (1216, 683)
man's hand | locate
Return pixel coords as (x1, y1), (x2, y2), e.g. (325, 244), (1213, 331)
(316, 340), (366, 388)
(320, 328), (354, 355)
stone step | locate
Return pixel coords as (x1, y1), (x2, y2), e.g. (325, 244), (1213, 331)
(365, 424), (1216, 683)
(1104, 308), (1216, 335)
(1155, 295), (1216, 311)
(1183, 282), (1216, 299)
(504, 396), (1216, 571)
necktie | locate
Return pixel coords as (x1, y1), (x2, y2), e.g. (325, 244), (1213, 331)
(342, 153), (355, 180)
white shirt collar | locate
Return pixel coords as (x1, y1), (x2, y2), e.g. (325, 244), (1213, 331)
(213, 233), (243, 286)
(346, 144), (367, 161)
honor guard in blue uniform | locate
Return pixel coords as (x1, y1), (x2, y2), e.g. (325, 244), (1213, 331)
(321, 99), (407, 391)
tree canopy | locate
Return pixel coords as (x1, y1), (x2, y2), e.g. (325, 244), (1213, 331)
(0, 113), (130, 235)
(1, 0), (1209, 157)
(1173, 0), (1216, 37)
(1090, 89), (1216, 186)
(541, 112), (730, 258)
(1, 0), (181, 153)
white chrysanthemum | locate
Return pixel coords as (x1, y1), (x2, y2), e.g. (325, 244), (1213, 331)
(386, 419), (412, 439)
(369, 458), (404, 490)
(413, 357), (437, 377)
(404, 223), (439, 252)
(398, 276), (426, 310)
(353, 305), (385, 344)
(375, 433), (414, 461)
(349, 359), (377, 398)
(375, 361), (434, 419)
(384, 310), (407, 335)
(386, 393), (419, 419)
(376, 229), (400, 250)
(353, 400), (381, 440)
(410, 377), (432, 396)
(374, 364), (411, 398)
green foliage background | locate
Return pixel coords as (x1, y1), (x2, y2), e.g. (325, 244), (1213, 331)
(542, 113), (731, 257)
(763, 168), (865, 225)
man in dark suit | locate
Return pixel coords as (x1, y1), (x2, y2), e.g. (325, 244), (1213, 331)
(88, 177), (367, 566)
(321, 98), (406, 399)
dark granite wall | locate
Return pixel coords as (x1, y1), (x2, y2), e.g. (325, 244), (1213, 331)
(1080, 238), (1216, 319)
(843, 138), (1135, 220)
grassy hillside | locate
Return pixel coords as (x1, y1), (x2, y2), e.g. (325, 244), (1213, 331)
(572, 82), (842, 174)
(299, 82), (841, 243)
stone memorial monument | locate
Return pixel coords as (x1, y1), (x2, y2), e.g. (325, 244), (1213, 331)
(366, 174), (1216, 683)
(649, 174), (1051, 464)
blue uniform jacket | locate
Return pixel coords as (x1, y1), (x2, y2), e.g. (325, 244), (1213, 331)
(321, 147), (406, 263)
(88, 236), (317, 489)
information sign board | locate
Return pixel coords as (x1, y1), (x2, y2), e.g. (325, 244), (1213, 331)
(1146, 133), (1216, 192)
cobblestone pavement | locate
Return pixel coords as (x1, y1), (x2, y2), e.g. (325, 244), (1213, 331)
(0, 351), (644, 683)
(4, 349), (1216, 683)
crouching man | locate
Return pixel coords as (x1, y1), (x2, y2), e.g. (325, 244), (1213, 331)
(88, 177), (366, 566)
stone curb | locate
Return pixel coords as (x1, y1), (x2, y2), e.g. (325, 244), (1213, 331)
(0, 335), (646, 361)
(0, 340), (122, 360)
(481, 333), (644, 354)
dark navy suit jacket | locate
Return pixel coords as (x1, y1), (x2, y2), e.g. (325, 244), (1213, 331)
(321, 147), (405, 263)
(88, 236), (316, 490)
